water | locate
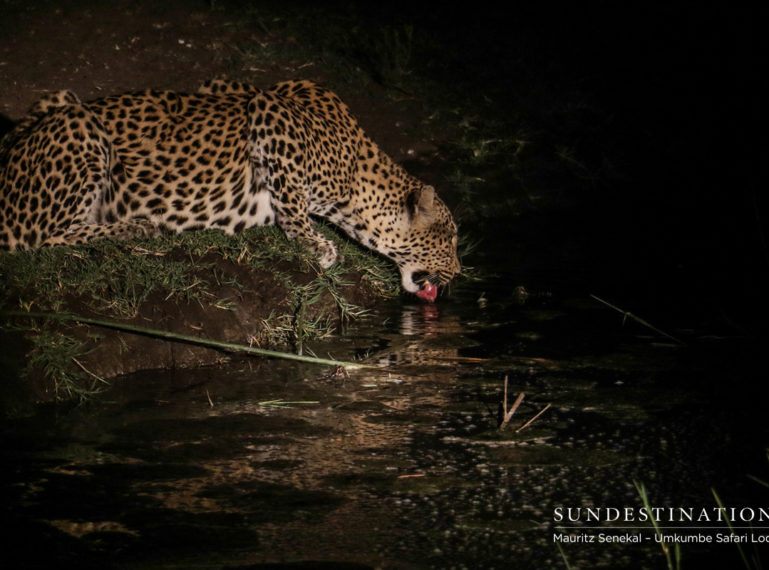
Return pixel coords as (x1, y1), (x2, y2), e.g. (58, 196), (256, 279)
(2, 272), (768, 569)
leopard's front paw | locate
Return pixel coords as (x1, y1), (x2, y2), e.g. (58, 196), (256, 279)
(315, 239), (339, 268)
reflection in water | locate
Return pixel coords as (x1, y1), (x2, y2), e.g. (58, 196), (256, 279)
(1, 287), (766, 569)
(399, 304), (443, 336)
(368, 303), (467, 371)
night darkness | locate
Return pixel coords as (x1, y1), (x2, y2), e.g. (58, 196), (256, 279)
(412, 2), (764, 333)
(0, 2), (767, 568)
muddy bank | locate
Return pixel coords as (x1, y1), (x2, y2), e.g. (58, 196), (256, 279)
(61, 265), (380, 376)
(0, 231), (401, 408)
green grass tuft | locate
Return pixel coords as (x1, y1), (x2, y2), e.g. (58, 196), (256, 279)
(1, 225), (399, 401)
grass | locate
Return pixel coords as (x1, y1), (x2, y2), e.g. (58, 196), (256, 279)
(711, 488), (756, 570)
(711, 452), (769, 570)
(23, 328), (107, 402)
(6, 310), (376, 369)
(554, 540), (572, 570)
(2, 232), (226, 317)
(0, 224), (400, 401)
(555, 481), (684, 569)
(0, 225), (398, 317)
(635, 480), (681, 570)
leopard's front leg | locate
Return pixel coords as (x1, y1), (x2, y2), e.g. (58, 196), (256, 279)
(247, 92), (340, 268)
(270, 183), (339, 268)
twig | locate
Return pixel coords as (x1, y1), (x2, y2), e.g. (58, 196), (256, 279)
(257, 400), (320, 408)
(71, 358), (108, 384)
(499, 376), (525, 431)
(2, 310), (377, 370)
(432, 356), (489, 364)
(503, 374), (508, 409)
(590, 294), (683, 344)
(516, 403), (551, 432)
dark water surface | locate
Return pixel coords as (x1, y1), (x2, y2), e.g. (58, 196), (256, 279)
(2, 263), (768, 569)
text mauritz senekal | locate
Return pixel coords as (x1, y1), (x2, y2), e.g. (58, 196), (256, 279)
(553, 507), (769, 544)
(554, 532), (769, 544)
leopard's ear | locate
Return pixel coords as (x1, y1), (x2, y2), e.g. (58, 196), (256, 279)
(418, 185), (435, 212)
(407, 186), (437, 224)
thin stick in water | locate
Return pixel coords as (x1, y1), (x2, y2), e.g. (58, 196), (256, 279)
(2, 310), (377, 370)
(499, 376), (525, 431)
(516, 403), (551, 432)
(590, 294), (682, 344)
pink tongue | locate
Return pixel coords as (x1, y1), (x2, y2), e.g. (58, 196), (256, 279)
(416, 282), (437, 303)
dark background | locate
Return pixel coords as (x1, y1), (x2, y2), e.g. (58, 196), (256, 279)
(436, 2), (763, 335)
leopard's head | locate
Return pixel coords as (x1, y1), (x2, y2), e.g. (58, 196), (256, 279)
(386, 185), (460, 302)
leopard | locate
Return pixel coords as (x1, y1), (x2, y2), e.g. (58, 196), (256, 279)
(0, 79), (460, 300)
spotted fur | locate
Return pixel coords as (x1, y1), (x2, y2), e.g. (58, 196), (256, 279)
(0, 80), (460, 295)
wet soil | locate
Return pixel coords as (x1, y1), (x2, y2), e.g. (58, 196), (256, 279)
(0, 242), (390, 405)
(79, 263), (375, 389)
